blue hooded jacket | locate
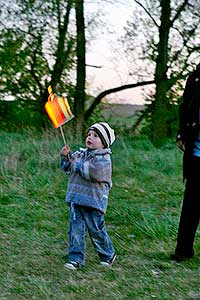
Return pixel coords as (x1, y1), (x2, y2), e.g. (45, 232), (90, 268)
(60, 148), (112, 213)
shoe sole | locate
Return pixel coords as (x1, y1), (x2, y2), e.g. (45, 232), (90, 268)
(100, 254), (116, 266)
(64, 263), (78, 270)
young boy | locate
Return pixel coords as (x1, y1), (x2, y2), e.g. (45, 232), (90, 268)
(60, 122), (116, 270)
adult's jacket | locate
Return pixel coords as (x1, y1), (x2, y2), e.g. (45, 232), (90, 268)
(177, 66), (200, 179)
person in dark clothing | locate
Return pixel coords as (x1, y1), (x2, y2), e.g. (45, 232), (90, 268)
(171, 63), (200, 262)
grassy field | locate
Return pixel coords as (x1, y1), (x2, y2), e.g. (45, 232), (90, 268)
(0, 129), (200, 300)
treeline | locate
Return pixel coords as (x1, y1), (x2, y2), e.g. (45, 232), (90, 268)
(0, 0), (200, 145)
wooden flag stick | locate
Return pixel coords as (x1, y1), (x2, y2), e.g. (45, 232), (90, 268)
(59, 126), (66, 145)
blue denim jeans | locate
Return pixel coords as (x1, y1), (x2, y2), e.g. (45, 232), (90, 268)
(68, 203), (115, 265)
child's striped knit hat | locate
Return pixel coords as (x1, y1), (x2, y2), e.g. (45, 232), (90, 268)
(88, 122), (115, 148)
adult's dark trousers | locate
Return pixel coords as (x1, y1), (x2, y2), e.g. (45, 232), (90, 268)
(175, 155), (200, 257)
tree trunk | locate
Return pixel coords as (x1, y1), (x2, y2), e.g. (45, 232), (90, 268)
(151, 0), (171, 146)
(74, 0), (86, 138)
(50, 0), (73, 89)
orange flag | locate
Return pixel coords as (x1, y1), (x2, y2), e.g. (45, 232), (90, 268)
(44, 86), (74, 144)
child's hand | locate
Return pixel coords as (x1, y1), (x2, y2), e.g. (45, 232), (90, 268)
(60, 145), (71, 156)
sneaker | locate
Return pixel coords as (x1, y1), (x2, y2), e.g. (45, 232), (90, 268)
(100, 254), (116, 267)
(64, 261), (80, 270)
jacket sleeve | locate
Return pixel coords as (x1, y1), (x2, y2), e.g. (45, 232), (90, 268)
(176, 74), (193, 143)
(177, 101), (186, 142)
(60, 156), (72, 175)
(60, 151), (79, 175)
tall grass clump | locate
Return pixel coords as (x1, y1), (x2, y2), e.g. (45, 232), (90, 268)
(0, 129), (200, 300)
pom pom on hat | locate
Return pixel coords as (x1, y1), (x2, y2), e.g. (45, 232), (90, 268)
(88, 122), (115, 148)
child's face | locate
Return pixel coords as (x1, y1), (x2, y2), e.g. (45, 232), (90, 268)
(86, 130), (104, 150)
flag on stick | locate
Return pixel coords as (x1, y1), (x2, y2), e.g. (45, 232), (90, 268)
(44, 86), (74, 144)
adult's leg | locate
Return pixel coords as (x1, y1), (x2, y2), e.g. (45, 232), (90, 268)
(175, 157), (200, 257)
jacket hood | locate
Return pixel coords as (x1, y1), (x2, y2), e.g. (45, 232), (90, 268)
(80, 147), (112, 155)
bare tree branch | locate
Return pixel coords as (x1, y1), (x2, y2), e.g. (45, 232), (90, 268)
(134, 0), (159, 27)
(84, 80), (155, 120)
(170, 0), (189, 27)
(86, 64), (102, 68)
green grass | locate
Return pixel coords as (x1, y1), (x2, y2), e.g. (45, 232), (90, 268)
(0, 129), (200, 300)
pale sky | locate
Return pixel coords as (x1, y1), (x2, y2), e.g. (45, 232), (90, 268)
(85, 1), (145, 105)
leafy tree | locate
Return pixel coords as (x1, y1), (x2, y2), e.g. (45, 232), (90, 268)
(120, 0), (200, 145)
(0, 0), (75, 127)
(0, 0), (111, 133)
(2, 0), (199, 142)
